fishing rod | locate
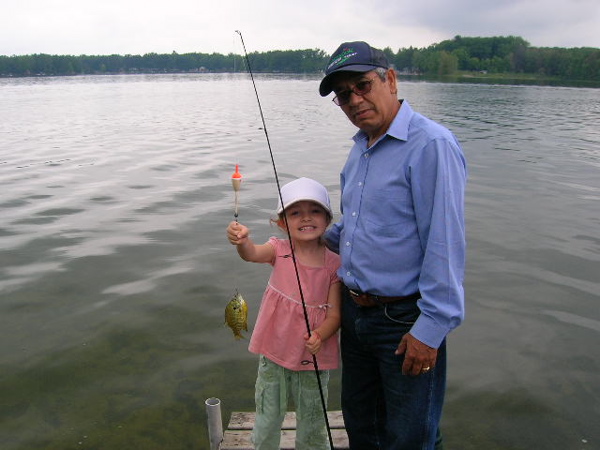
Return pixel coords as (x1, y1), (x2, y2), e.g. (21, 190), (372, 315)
(235, 30), (335, 450)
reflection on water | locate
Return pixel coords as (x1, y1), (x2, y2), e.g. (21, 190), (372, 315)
(543, 310), (600, 333)
(1, 74), (599, 449)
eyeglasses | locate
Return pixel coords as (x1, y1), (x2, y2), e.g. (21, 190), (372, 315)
(332, 76), (378, 106)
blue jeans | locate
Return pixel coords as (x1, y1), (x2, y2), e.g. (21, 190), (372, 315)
(341, 287), (446, 450)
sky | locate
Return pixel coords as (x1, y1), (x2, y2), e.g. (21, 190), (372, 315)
(2, 0), (599, 56)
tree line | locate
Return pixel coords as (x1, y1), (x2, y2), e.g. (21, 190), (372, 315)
(0, 49), (327, 77)
(1, 36), (598, 83)
(390, 36), (599, 81)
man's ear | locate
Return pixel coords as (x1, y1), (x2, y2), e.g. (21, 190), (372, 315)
(387, 69), (398, 95)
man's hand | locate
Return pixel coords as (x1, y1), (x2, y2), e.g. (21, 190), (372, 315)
(395, 333), (438, 376)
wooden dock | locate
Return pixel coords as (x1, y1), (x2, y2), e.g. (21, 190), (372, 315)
(220, 410), (349, 449)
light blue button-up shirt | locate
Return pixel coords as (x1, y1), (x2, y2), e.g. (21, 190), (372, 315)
(325, 100), (467, 348)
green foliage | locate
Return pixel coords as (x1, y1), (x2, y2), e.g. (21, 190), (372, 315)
(0, 49), (327, 77)
(0, 37), (598, 82)
(393, 36), (598, 82)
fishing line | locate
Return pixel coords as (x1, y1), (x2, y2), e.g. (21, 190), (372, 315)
(235, 30), (335, 450)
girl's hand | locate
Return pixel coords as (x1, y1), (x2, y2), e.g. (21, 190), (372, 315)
(304, 331), (322, 355)
(227, 221), (249, 245)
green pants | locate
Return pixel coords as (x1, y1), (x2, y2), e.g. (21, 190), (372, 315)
(252, 355), (330, 450)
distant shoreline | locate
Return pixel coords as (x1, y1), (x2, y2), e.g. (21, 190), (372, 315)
(2, 37), (598, 86)
(397, 72), (600, 88)
(2, 71), (598, 89)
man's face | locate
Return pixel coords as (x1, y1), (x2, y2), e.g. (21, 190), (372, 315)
(331, 69), (399, 140)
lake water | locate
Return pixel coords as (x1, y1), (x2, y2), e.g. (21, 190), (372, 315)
(1, 74), (599, 450)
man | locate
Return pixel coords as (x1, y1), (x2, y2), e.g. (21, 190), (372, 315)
(320, 41), (467, 449)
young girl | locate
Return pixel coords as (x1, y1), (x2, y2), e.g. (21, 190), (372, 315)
(226, 177), (341, 450)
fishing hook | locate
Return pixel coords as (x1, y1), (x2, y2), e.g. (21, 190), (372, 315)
(235, 30), (335, 450)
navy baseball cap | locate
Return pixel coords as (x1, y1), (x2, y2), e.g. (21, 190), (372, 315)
(319, 41), (389, 96)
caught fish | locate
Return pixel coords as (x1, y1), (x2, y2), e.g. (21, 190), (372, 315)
(225, 291), (248, 340)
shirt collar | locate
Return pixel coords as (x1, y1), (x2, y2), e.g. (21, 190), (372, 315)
(352, 99), (413, 145)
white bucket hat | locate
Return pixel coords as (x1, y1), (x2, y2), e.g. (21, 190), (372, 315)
(276, 177), (332, 217)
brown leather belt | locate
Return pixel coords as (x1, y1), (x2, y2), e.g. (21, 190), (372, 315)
(348, 288), (421, 307)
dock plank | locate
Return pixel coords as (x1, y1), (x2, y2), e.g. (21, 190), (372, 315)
(220, 411), (349, 449)
(227, 411), (345, 430)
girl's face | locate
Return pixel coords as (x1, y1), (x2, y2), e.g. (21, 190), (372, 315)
(279, 201), (330, 242)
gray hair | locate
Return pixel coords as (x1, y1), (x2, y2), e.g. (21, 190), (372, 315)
(374, 67), (388, 81)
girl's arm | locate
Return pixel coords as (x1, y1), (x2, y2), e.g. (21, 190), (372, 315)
(305, 281), (342, 354)
(226, 221), (274, 263)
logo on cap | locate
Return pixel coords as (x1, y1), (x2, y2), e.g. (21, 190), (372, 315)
(327, 47), (358, 71)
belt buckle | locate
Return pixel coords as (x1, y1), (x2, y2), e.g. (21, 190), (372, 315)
(349, 289), (376, 307)
(348, 289), (365, 301)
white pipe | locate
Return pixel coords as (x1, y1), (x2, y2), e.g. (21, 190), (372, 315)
(205, 397), (223, 450)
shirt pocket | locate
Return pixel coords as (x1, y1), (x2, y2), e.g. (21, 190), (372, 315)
(361, 189), (414, 237)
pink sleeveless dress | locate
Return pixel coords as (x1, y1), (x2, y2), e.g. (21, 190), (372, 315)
(248, 237), (341, 370)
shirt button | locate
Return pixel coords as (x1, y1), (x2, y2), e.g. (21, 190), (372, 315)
(364, 153), (369, 158)
(358, 181), (362, 187)
(352, 211), (357, 217)
(346, 271), (351, 277)
(345, 241), (351, 246)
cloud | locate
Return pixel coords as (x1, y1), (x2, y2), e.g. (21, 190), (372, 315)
(392, 0), (600, 48)
(1, 0), (598, 56)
